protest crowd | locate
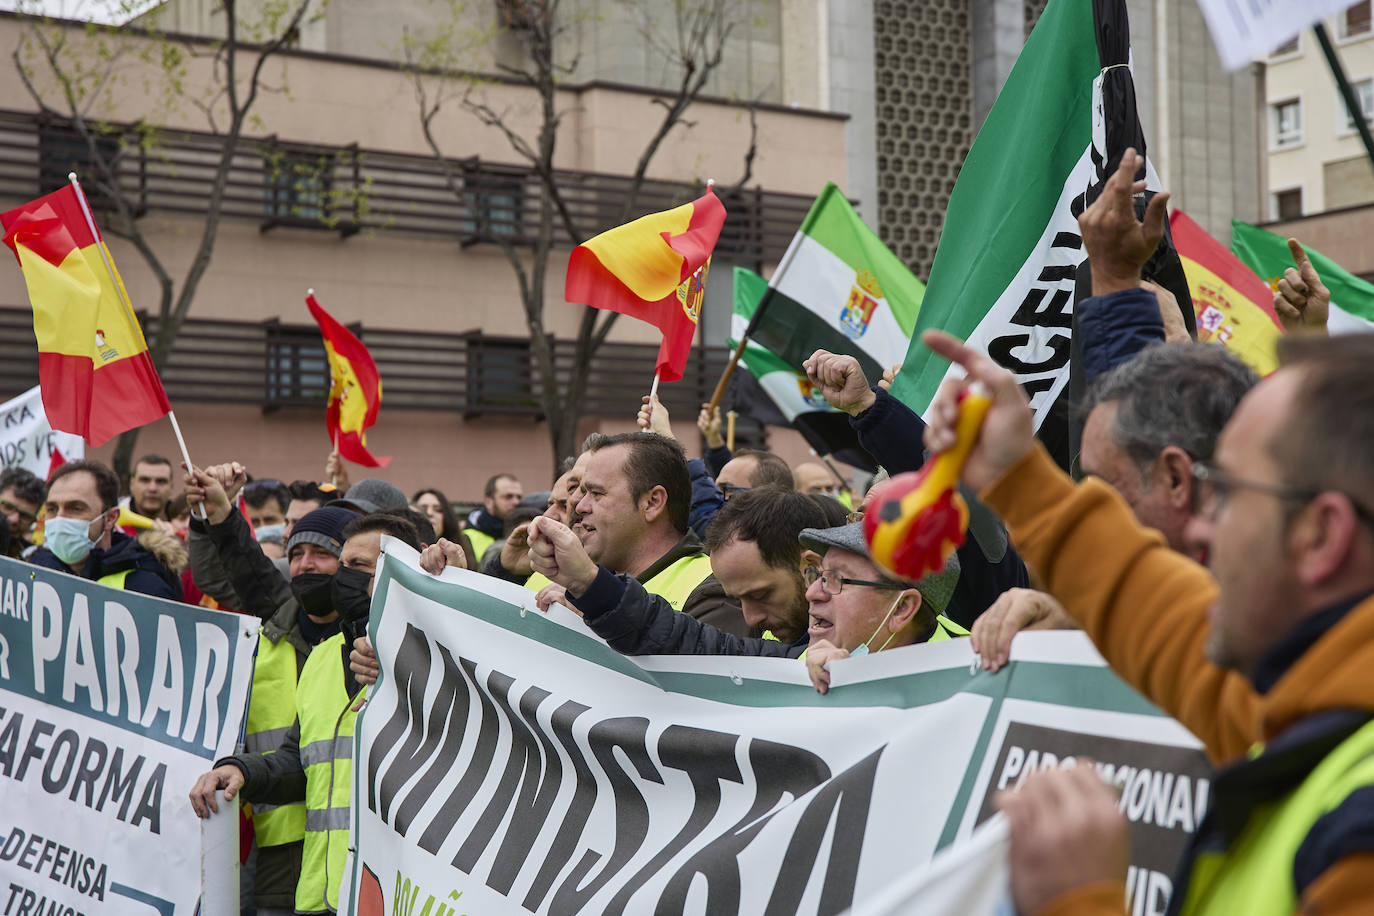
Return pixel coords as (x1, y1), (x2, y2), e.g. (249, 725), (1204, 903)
(2, 0), (1374, 903)
(3, 139), (1372, 915)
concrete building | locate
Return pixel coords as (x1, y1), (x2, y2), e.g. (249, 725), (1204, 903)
(0, 0), (1264, 501)
(1260, 3), (1374, 278)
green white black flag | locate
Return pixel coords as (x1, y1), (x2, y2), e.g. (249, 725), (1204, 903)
(746, 183), (925, 383)
(889, 0), (1161, 430)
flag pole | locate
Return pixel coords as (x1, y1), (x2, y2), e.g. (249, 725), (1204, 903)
(725, 410), (737, 451)
(309, 285), (343, 487)
(67, 172), (205, 519)
(705, 221), (807, 413)
(649, 370), (661, 403)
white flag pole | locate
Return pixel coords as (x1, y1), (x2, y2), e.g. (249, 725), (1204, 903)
(67, 172), (206, 519)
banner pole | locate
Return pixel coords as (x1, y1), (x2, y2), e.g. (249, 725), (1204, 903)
(68, 173), (205, 519)
(705, 221), (808, 413)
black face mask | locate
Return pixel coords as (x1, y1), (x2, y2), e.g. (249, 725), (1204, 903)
(291, 571), (336, 618)
(332, 565), (374, 642)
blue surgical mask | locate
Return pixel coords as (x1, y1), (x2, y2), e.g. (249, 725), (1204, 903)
(45, 515), (101, 565)
(255, 523), (285, 541)
(850, 592), (907, 658)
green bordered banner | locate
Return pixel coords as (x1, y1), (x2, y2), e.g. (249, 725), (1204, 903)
(342, 541), (1209, 915)
(0, 555), (257, 915)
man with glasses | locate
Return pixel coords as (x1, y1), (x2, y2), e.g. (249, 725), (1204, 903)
(797, 521), (965, 694)
(0, 466), (43, 557)
(920, 151), (1374, 915)
(523, 502), (963, 684)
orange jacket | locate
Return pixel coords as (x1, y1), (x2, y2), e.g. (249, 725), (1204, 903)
(981, 444), (1374, 916)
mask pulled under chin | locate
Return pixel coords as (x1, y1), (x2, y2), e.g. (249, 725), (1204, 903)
(291, 571), (336, 618)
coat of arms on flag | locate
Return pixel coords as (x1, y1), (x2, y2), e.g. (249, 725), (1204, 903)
(678, 258), (710, 324)
(797, 376), (830, 410)
(840, 269), (884, 340)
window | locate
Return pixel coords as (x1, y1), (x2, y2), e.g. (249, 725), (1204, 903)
(1272, 98), (1303, 148)
(264, 149), (333, 224)
(265, 324), (331, 406)
(1341, 78), (1374, 130)
(1342, 1), (1372, 39)
(1272, 188), (1303, 220)
(37, 119), (121, 207)
(461, 167), (526, 243)
(1271, 34), (1300, 56)
(464, 335), (534, 414)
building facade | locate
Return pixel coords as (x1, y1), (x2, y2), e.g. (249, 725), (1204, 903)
(0, 0), (1264, 500)
(1261, 2), (1374, 278)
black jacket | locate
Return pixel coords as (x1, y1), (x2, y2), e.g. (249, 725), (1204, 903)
(29, 529), (185, 601)
(574, 571), (803, 657)
(850, 387), (1030, 627)
(201, 509), (316, 909)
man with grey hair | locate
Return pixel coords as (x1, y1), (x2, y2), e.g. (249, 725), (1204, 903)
(1078, 342), (1258, 558)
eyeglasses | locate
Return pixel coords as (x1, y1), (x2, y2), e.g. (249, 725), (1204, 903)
(802, 565), (901, 596)
(1190, 462), (1374, 525)
(720, 484), (751, 499)
(0, 498), (37, 525)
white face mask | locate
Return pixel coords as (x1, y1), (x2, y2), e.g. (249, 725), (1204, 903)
(849, 592), (907, 658)
(44, 514), (103, 565)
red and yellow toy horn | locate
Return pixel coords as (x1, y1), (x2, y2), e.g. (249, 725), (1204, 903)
(864, 385), (992, 581)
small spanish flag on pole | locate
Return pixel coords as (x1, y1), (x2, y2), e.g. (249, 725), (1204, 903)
(0, 180), (172, 446)
(306, 291), (390, 468)
(566, 184), (725, 385)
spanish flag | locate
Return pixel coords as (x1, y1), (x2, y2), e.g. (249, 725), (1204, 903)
(1169, 210), (1284, 375)
(566, 188), (725, 382)
(1, 185), (170, 446)
(306, 293), (390, 467)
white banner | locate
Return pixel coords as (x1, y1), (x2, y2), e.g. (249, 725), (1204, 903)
(343, 542), (1210, 916)
(0, 556), (257, 914)
(1194, 0), (1355, 70)
(0, 386), (84, 478)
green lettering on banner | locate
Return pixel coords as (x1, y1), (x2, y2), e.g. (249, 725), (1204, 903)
(391, 870), (464, 916)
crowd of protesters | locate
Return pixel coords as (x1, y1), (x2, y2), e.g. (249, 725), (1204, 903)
(2, 149), (1371, 915)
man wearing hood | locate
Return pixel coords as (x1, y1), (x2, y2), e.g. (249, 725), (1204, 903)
(184, 466), (360, 916)
(31, 460), (186, 600)
(189, 508), (419, 915)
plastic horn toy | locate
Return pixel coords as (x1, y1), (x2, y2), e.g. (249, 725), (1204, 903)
(864, 383), (992, 581)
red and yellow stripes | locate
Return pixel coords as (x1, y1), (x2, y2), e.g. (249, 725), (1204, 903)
(307, 294), (390, 468)
(1, 185), (169, 446)
(566, 188), (725, 382)
(1169, 210), (1284, 376)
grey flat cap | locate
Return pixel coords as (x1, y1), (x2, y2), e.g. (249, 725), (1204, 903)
(799, 520), (961, 617)
(325, 478), (408, 515)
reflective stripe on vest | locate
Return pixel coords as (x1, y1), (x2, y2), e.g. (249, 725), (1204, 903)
(295, 633), (357, 914)
(245, 634), (306, 847)
(1178, 718), (1374, 915)
(465, 528), (496, 561)
(641, 554), (714, 612)
(798, 615), (967, 661)
(95, 569), (131, 589)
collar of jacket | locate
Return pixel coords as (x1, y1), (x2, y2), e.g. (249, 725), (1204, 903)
(1255, 591), (1374, 743)
(636, 531), (707, 584)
